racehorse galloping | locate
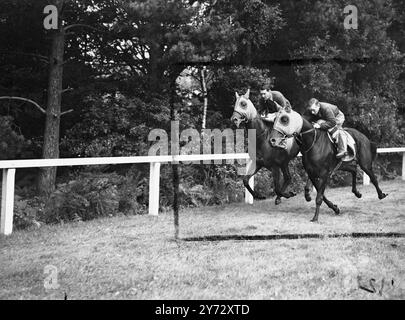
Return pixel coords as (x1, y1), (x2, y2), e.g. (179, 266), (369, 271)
(231, 89), (300, 205)
(269, 108), (387, 222)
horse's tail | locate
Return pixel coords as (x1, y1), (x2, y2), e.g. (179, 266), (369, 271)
(370, 141), (378, 162)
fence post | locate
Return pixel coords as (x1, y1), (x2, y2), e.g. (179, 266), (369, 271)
(402, 152), (405, 181)
(245, 175), (254, 204)
(148, 162), (161, 216)
(363, 171), (370, 186)
(1, 168), (16, 235)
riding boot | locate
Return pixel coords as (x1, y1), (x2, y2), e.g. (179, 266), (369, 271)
(336, 131), (347, 158)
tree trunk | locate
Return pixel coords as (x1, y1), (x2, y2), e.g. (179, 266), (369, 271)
(169, 78), (180, 239)
(38, 5), (65, 196)
(246, 40), (252, 67)
(149, 42), (161, 91)
(200, 67), (208, 129)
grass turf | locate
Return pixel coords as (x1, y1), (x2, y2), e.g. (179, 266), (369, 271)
(1, 180), (404, 299)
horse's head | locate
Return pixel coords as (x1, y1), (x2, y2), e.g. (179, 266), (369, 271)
(269, 108), (303, 149)
(230, 89), (258, 128)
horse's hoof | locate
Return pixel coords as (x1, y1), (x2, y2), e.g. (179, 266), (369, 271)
(334, 206), (341, 215)
(275, 198), (282, 205)
(289, 191), (296, 198)
(305, 194), (312, 202)
(354, 192), (362, 198)
(379, 193), (388, 200)
(310, 218), (318, 223)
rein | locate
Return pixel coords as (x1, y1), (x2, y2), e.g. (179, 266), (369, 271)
(273, 124), (317, 154)
(250, 117), (269, 140)
(236, 112), (269, 140)
(296, 128), (317, 154)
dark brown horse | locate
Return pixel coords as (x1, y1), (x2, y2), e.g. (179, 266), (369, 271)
(269, 108), (387, 222)
(231, 90), (299, 204)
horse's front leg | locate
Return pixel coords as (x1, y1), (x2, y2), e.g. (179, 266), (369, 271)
(304, 178), (312, 202)
(272, 167), (282, 205)
(323, 195), (340, 215)
(243, 159), (265, 200)
(349, 167), (362, 198)
(310, 175), (328, 222)
(280, 165), (296, 199)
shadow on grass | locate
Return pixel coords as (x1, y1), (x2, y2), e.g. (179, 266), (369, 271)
(183, 232), (405, 242)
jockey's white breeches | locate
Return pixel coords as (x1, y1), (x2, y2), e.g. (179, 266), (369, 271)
(329, 111), (345, 138)
(335, 111), (345, 128)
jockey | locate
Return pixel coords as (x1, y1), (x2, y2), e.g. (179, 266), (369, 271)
(304, 98), (347, 158)
(259, 84), (292, 123)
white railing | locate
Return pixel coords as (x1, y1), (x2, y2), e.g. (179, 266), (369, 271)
(0, 153), (252, 235)
(362, 148), (405, 185)
(1, 148), (404, 235)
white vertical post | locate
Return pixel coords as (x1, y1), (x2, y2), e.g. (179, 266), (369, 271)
(1, 168), (16, 235)
(363, 171), (370, 186)
(402, 152), (405, 181)
(148, 162), (161, 216)
(245, 175), (254, 204)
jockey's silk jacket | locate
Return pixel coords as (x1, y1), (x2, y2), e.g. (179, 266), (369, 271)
(259, 90), (292, 114)
(303, 102), (343, 130)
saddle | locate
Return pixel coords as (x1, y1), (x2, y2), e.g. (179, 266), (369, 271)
(327, 129), (356, 162)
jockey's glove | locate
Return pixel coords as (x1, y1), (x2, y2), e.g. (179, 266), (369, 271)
(313, 123), (321, 129)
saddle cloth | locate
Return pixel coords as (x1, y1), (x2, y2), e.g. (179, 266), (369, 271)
(327, 129), (356, 162)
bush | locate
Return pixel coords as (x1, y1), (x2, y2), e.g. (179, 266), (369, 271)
(60, 94), (170, 158)
(39, 171), (147, 224)
(201, 165), (245, 205)
(0, 116), (26, 160)
(13, 197), (43, 230)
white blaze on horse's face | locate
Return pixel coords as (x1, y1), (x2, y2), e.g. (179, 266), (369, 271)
(271, 109), (303, 149)
(231, 89), (258, 127)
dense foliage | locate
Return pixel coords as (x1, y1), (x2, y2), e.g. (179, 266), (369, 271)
(0, 0), (404, 229)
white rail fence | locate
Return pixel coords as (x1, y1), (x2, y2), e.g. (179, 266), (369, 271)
(1, 148), (404, 235)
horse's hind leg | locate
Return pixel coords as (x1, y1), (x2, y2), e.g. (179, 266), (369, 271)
(359, 163), (387, 200)
(341, 166), (362, 198)
(304, 178), (312, 202)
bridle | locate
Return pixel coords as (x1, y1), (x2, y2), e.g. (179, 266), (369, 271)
(233, 110), (269, 140)
(232, 110), (245, 119)
(232, 110), (247, 126)
(293, 127), (317, 154)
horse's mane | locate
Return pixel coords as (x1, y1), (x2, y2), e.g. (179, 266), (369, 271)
(259, 99), (279, 115)
(248, 116), (273, 142)
(301, 115), (333, 152)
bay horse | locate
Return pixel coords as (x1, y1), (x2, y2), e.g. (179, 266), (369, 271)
(230, 89), (300, 204)
(269, 108), (387, 222)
